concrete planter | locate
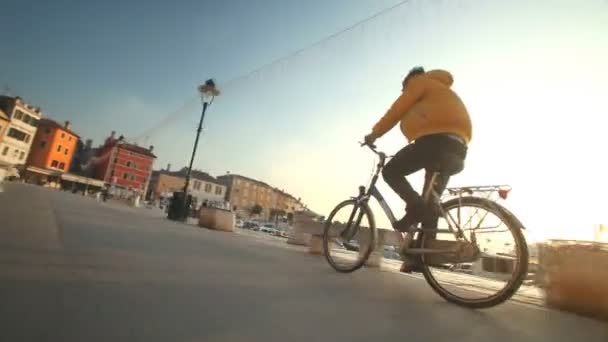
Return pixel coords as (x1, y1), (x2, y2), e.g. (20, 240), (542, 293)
(199, 207), (235, 232)
(539, 240), (608, 321)
(291, 212), (325, 254)
(287, 211), (322, 247)
(286, 229), (312, 246)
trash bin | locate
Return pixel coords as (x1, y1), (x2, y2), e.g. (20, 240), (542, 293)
(168, 191), (192, 221)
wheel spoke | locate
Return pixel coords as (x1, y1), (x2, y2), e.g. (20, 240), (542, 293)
(422, 196), (529, 308)
(323, 200), (375, 273)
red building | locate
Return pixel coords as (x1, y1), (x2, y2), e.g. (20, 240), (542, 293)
(95, 132), (156, 197)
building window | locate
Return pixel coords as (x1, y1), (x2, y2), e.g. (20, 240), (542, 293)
(114, 157), (118, 164)
(204, 184), (212, 193)
(56, 144), (62, 152)
(61, 133), (65, 138)
(7, 128), (28, 142)
(40, 141), (47, 148)
(12, 149), (19, 158)
(215, 186), (222, 195)
(21, 114), (38, 127)
(123, 173), (129, 180)
(130, 175), (136, 181)
(19, 151), (25, 160)
(51, 160), (59, 168)
(110, 169), (115, 177)
(126, 161), (132, 167)
(1, 146), (8, 156)
(64, 148), (69, 155)
(14, 110), (23, 120)
(68, 136), (72, 141)
(132, 162), (137, 169)
(59, 162), (65, 170)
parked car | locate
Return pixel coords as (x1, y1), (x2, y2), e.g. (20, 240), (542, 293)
(243, 221), (260, 230)
(260, 224), (277, 234)
(449, 263), (473, 274)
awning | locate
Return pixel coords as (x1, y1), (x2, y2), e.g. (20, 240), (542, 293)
(26, 166), (61, 176)
(61, 173), (105, 187)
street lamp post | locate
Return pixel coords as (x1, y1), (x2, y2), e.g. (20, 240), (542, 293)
(180, 79), (220, 220)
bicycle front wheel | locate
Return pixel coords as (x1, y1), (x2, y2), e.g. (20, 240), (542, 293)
(420, 196), (529, 309)
(323, 199), (376, 273)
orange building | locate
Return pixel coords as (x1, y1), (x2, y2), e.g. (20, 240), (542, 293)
(24, 119), (79, 186)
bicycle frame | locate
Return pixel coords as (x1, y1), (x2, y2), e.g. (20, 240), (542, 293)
(355, 143), (467, 246)
(359, 149), (398, 224)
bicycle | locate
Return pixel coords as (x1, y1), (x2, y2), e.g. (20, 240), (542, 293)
(322, 142), (529, 308)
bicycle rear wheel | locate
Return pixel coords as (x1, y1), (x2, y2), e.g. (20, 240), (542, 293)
(323, 199), (376, 273)
(420, 196), (529, 308)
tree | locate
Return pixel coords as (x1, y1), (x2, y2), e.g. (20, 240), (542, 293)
(270, 208), (286, 219)
(250, 204), (263, 216)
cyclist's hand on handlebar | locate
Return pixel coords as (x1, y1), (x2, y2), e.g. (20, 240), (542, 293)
(363, 133), (376, 147)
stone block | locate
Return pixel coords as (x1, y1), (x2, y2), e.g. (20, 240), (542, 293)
(199, 207), (235, 232)
(309, 235), (324, 255)
(540, 240), (608, 321)
(286, 230), (311, 246)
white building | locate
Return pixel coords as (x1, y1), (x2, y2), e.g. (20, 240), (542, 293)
(0, 96), (42, 167)
(148, 167), (228, 209)
(181, 169), (227, 208)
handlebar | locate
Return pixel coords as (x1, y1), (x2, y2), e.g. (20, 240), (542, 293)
(359, 141), (386, 160)
(359, 140), (376, 150)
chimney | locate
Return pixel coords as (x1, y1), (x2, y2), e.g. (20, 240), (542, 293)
(149, 145), (154, 152)
(110, 131), (116, 139)
(85, 139), (93, 149)
(118, 135), (124, 141)
(64, 120), (71, 130)
(166, 163), (171, 172)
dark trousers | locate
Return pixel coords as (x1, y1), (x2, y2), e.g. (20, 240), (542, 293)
(382, 133), (467, 228)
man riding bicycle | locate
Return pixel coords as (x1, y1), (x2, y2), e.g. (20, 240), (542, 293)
(364, 66), (472, 272)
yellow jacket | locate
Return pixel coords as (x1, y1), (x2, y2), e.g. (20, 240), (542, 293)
(371, 69), (472, 144)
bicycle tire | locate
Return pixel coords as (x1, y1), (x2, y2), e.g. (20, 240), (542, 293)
(420, 196), (529, 309)
(323, 199), (376, 273)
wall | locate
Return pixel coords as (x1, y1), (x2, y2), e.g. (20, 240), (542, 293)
(152, 173), (226, 207)
(189, 178), (226, 207)
(27, 125), (78, 172)
(108, 147), (154, 191)
(219, 174), (303, 219)
(229, 177), (275, 213)
(153, 173), (185, 196)
(0, 117), (8, 144)
(0, 105), (39, 165)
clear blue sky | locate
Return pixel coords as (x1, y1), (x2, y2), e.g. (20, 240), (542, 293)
(2, 0), (607, 241)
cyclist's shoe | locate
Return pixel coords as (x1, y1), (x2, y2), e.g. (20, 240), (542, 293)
(400, 257), (424, 273)
(393, 202), (425, 232)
